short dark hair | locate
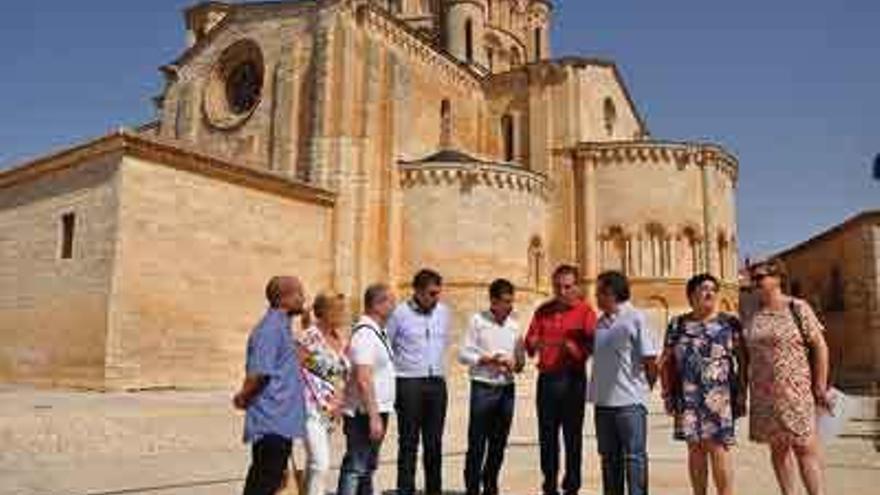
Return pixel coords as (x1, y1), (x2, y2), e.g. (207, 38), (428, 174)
(265, 276), (284, 307)
(552, 264), (579, 281)
(489, 278), (515, 300)
(412, 268), (443, 290)
(686, 273), (720, 298)
(363, 283), (389, 311)
(597, 270), (630, 302)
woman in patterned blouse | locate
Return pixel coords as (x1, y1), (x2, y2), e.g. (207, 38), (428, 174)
(297, 291), (351, 495)
(745, 260), (829, 495)
(661, 274), (748, 495)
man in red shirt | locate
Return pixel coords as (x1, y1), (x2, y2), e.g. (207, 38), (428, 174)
(525, 264), (598, 495)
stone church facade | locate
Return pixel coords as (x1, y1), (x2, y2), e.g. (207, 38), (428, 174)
(0, 0), (739, 390)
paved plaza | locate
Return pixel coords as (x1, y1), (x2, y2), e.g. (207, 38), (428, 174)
(1, 383), (877, 495)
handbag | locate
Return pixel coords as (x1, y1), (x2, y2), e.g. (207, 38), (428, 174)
(659, 317), (684, 414)
(789, 300), (850, 440)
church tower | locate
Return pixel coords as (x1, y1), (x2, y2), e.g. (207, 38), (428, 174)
(443, 1), (488, 71)
(526, 0), (552, 62)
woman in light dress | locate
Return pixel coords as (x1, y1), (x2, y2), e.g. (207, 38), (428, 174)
(745, 260), (830, 495)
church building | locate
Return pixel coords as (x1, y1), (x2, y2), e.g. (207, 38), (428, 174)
(0, 0), (739, 389)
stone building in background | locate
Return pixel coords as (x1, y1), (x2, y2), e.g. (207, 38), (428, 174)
(0, 0), (739, 390)
(773, 210), (880, 390)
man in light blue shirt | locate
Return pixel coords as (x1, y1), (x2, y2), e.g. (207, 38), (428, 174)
(591, 271), (658, 495)
(387, 268), (451, 495)
(233, 276), (308, 495)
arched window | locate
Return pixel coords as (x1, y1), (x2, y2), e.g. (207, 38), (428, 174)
(501, 114), (515, 162)
(465, 19), (474, 62)
(681, 227), (701, 277)
(603, 226), (628, 274)
(534, 27), (543, 61)
(487, 47), (494, 71)
(603, 97), (617, 137)
(510, 46), (522, 67)
(440, 99), (451, 147)
(647, 223), (669, 277)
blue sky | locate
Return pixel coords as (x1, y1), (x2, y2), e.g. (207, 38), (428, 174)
(0, 1), (877, 259)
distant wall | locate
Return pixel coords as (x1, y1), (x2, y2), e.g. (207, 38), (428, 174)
(777, 216), (880, 387)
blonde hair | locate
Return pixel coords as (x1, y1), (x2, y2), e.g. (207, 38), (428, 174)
(313, 291), (346, 326)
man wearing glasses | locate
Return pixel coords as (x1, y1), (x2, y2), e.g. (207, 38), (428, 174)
(388, 269), (452, 495)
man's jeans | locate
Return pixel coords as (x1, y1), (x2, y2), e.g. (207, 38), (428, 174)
(243, 434), (293, 495)
(336, 413), (388, 495)
(537, 370), (587, 495)
(464, 381), (516, 495)
(396, 377), (448, 495)
(595, 405), (648, 495)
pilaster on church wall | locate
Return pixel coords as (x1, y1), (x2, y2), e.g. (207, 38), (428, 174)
(386, 48), (410, 289)
(331, 30), (382, 311)
(269, 34), (299, 176)
(306, 9), (337, 188)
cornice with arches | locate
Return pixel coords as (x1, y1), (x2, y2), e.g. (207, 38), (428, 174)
(599, 222), (721, 243)
(570, 141), (739, 182)
(398, 161), (549, 198)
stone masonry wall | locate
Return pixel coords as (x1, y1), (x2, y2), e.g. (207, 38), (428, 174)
(778, 218), (880, 386)
(106, 156), (334, 390)
(0, 158), (120, 388)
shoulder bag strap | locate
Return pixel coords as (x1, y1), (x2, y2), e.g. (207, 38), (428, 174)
(353, 323), (393, 359)
(788, 300), (809, 347)
(788, 300), (818, 381)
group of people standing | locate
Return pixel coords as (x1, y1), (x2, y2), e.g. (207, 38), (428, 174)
(233, 258), (831, 495)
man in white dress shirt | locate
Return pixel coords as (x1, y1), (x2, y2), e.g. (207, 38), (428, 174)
(458, 279), (526, 495)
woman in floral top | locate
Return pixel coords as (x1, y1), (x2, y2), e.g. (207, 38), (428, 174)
(297, 291), (351, 495)
(745, 260), (829, 495)
(661, 274), (747, 495)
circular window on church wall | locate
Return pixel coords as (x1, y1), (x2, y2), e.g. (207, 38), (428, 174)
(204, 39), (264, 129)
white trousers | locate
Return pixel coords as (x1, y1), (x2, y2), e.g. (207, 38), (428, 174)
(304, 411), (332, 495)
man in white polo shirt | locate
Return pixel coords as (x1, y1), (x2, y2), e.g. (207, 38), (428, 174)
(458, 279), (525, 495)
(336, 283), (397, 495)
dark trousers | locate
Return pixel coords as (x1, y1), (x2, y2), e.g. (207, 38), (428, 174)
(537, 370), (587, 495)
(396, 377), (448, 495)
(464, 381), (516, 495)
(595, 405), (648, 495)
(337, 413), (389, 495)
(243, 434), (293, 495)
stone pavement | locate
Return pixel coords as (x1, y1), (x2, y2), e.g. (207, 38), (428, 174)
(0, 383), (877, 495)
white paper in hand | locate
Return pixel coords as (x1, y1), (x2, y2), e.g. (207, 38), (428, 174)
(816, 387), (852, 443)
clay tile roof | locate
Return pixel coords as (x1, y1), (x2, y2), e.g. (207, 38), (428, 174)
(405, 148), (486, 164)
